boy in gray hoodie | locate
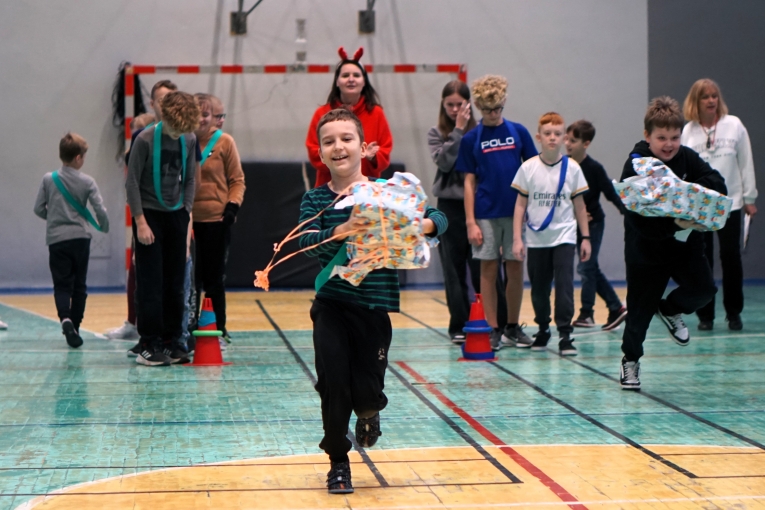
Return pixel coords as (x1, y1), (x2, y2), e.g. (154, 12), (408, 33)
(34, 132), (109, 348)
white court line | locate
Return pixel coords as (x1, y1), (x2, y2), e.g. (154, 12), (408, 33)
(0, 301), (101, 337)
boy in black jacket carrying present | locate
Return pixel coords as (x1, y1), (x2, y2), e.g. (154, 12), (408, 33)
(619, 97), (726, 390)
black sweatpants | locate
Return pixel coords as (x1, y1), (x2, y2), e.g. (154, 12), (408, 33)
(527, 244), (576, 336)
(48, 238), (91, 330)
(437, 199), (481, 336)
(310, 297), (392, 463)
(133, 208), (189, 347)
(697, 209), (743, 322)
(193, 221), (230, 333)
(622, 252), (715, 361)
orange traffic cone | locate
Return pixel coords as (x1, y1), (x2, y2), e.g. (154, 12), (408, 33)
(458, 294), (496, 361)
(187, 298), (232, 367)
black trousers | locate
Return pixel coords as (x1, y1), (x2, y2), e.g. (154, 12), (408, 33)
(193, 221), (230, 333)
(622, 251), (715, 361)
(48, 238), (91, 330)
(133, 209), (189, 346)
(527, 244), (576, 336)
(437, 199), (481, 336)
(697, 209), (744, 321)
(310, 297), (392, 463)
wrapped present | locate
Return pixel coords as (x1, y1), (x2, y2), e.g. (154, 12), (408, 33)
(331, 172), (436, 286)
(613, 157), (732, 231)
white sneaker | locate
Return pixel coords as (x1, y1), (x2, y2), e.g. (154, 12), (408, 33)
(0, 320), (7, 330)
(104, 321), (139, 340)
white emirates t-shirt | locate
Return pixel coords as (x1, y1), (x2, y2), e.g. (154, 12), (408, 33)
(511, 155), (589, 248)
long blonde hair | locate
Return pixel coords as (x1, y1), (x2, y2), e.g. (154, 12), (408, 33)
(683, 79), (729, 123)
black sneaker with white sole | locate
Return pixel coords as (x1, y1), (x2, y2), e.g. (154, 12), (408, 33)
(355, 413), (382, 448)
(136, 346), (172, 366)
(127, 341), (142, 357)
(620, 357), (641, 390)
(558, 336), (577, 356)
(489, 328), (503, 351)
(450, 333), (466, 345)
(602, 306), (628, 331)
(163, 344), (190, 364)
(530, 329), (551, 351)
(572, 313), (596, 328)
(326, 461), (353, 494)
(656, 303), (689, 346)
(61, 319), (83, 348)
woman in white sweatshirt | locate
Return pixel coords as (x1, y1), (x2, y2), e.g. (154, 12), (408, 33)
(682, 79), (758, 331)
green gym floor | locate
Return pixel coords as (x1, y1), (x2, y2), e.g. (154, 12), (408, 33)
(0, 287), (764, 509)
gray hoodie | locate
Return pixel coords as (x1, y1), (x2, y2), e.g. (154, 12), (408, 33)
(34, 166), (109, 245)
(428, 126), (466, 200)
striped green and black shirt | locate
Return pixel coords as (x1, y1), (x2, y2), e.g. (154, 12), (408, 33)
(298, 184), (448, 312)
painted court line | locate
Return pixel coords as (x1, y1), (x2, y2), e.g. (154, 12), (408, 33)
(387, 365), (522, 484)
(488, 361), (697, 478)
(399, 310), (450, 340)
(558, 354), (765, 451)
(255, 299), (390, 489)
(395, 361), (588, 510)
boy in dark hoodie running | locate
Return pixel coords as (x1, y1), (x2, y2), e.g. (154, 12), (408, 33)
(619, 97), (726, 390)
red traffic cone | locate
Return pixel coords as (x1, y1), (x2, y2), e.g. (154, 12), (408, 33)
(459, 294), (496, 361)
(187, 298), (232, 367)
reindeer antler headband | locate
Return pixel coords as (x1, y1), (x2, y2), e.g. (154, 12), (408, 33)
(338, 46), (364, 62)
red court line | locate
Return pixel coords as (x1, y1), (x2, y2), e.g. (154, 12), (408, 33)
(395, 361), (588, 510)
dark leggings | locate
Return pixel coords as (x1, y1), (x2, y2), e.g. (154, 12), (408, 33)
(49, 238), (91, 330)
(193, 221), (231, 333)
(696, 209), (744, 321)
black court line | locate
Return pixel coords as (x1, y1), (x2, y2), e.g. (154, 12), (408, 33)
(398, 310), (450, 340)
(431, 297), (448, 306)
(0, 481), (523, 498)
(388, 365), (522, 484)
(0, 458), (502, 471)
(488, 361), (697, 478)
(255, 299), (389, 488)
(555, 353), (765, 451)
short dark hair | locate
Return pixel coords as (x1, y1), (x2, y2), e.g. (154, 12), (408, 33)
(566, 120), (596, 143)
(644, 96), (683, 134)
(59, 132), (88, 163)
(316, 108), (365, 143)
(151, 79), (177, 99)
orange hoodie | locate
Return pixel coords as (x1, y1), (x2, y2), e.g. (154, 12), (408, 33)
(192, 132), (246, 222)
(305, 97), (393, 187)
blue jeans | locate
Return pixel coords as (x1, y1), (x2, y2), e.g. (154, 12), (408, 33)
(577, 220), (621, 315)
(180, 255), (193, 348)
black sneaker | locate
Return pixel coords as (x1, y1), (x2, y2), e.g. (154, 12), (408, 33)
(620, 357), (641, 390)
(127, 341), (142, 357)
(573, 312), (596, 328)
(698, 320), (714, 331)
(656, 303), (689, 346)
(136, 345), (172, 366)
(163, 344), (190, 364)
(501, 324), (533, 347)
(558, 336), (577, 356)
(355, 413), (382, 448)
(602, 306), (628, 331)
(490, 328), (503, 352)
(327, 461), (353, 494)
(61, 319), (83, 348)
(727, 315), (743, 331)
(530, 329), (551, 351)
(450, 333), (466, 345)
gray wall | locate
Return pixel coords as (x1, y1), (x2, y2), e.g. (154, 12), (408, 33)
(648, 0), (765, 279)
(0, 0), (647, 289)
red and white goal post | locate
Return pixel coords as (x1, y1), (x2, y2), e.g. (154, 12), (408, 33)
(120, 62), (468, 270)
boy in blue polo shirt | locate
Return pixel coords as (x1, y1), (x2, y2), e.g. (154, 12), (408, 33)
(456, 75), (537, 350)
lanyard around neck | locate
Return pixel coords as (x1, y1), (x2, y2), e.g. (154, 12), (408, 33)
(200, 129), (223, 167)
(153, 121), (187, 211)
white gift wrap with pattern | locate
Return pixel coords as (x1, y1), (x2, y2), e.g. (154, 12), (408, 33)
(613, 157), (733, 230)
(331, 172), (437, 286)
